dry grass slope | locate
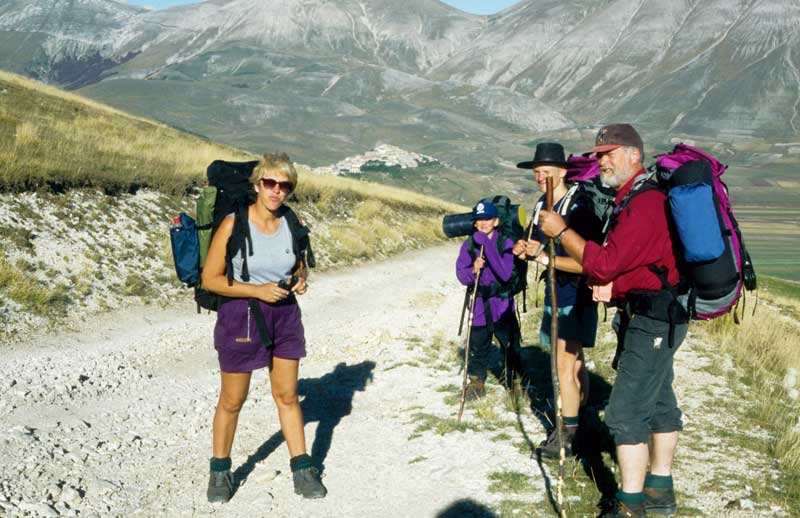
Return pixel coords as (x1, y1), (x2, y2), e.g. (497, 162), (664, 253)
(0, 70), (465, 214)
(0, 71), (251, 194)
(694, 283), (800, 481)
(0, 71), (466, 337)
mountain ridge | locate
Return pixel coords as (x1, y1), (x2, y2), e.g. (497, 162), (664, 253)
(0, 0), (798, 195)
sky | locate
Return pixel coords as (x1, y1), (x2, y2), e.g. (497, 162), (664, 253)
(125, 0), (521, 15)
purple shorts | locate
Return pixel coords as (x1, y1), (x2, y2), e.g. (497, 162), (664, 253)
(214, 298), (306, 373)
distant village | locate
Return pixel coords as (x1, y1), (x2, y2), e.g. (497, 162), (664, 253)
(311, 144), (439, 175)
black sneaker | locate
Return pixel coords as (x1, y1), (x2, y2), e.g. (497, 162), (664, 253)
(537, 426), (576, 459)
(606, 500), (647, 518)
(644, 486), (677, 515)
(207, 469), (233, 503)
(293, 466), (327, 499)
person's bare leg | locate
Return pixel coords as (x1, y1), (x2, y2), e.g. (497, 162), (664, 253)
(213, 371), (252, 458)
(617, 443), (649, 492)
(557, 339), (581, 418)
(269, 357), (306, 457)
(576, 348), (589, 407)
(649, 431), (678, 476)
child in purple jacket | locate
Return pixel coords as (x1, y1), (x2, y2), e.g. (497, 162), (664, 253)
(456, 201), (523, 400)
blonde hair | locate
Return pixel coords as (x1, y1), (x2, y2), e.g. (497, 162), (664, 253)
(251, 152), (298, 189)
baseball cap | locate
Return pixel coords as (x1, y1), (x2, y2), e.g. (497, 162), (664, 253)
(585, 123), (644, 156)
(471, 201), (498, 220)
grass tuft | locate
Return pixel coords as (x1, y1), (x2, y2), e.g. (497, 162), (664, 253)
(488, 471), (534, 494)
(407, 412), (514, 441)
(0, 253), (71, 316)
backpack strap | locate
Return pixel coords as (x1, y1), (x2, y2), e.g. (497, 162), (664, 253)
(559, 184), (580, 216)
(604, 172), (660, 236)
(467, 235), (476, 260)
(495, 231), (507, 257)
(248, 298), (274, 350)
(225, 205), (254, 286)
(282, 205), (316, 268)
(532, 199), (545, 226)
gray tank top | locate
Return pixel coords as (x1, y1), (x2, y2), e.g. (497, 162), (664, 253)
(231, 216), (296, 284)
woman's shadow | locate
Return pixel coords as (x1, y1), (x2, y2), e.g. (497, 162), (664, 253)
(232, 360), (376, 490)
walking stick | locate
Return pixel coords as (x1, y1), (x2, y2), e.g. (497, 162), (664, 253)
(525, 210), (547, 308)
(457, 289), (470, 336)
(546, 177), (568, 518)
(458, 245), (484, 424)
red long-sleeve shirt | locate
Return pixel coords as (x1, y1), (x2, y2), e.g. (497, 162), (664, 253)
(583, 170), (680, 298)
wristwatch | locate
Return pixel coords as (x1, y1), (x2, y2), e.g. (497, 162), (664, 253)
(554, 226), (569, 244)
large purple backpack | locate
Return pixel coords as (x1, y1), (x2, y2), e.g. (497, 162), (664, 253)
(654, 144), (757, 321)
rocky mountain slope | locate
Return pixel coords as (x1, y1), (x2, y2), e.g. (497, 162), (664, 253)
(1, 0), (799, 185)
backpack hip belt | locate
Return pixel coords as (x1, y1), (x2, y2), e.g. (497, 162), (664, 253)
(616, 288), (689, 349)
(620, 290), (688, 324)
(472, 282), (515, 300)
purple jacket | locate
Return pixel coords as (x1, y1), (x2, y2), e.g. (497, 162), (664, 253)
(456, 231), (516, 327)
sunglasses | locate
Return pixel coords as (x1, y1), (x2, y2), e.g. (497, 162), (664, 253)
(260, 178), (294, 193)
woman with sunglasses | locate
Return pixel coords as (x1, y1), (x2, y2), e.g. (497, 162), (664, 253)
(201, 153), (326, 503)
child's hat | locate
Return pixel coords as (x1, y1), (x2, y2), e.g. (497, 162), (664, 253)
(472, 201), (498, 220)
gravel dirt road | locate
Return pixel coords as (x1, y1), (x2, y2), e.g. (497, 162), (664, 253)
(0, 244), (785, 517)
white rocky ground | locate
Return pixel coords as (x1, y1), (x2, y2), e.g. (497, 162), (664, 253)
(0, 245), (788, 518)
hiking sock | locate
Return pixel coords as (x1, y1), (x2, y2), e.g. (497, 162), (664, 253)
(644, 472), (673, 489)
(616, 490), (645, 505)
(290, 453), (313, 473)
(210, 457), (232, 472)
(563, 415), (579, 431)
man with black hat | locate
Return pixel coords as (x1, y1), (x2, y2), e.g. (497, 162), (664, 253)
(514, 142), (605, 459)
(537, 125), (688, 518)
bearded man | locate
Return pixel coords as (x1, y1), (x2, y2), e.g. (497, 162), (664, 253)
(537, 124), (689, 518)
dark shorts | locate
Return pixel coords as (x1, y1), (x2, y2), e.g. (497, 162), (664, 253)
(214, 298), (306, 373)
(604, 312), (687, 445)
(539, 304), (598, 347)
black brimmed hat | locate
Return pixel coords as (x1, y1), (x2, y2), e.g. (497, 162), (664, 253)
(516, 142), (570, 170)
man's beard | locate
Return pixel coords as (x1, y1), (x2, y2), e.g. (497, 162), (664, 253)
(601, 164), (635, 189)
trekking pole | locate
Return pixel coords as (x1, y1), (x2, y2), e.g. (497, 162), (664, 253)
(457, 289), (470, 336)
(546, 177), (568, 518)
(458, 245), (484, 424)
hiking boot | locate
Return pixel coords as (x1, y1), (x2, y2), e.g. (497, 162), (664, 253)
(465, 376), (486, 401)
(537, 426), (576, 459)
(207, 469), (233, 503)
(293, 466), (327, 499)
(607, 500), (647, 518)
(644, 486), (677, 515)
